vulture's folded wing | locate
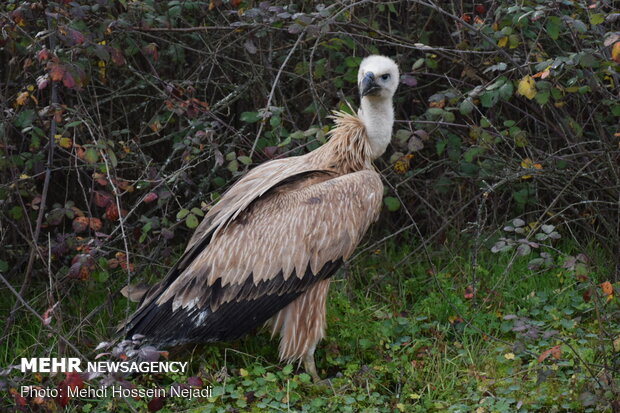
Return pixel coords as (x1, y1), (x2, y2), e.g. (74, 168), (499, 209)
(122, 169), (383, 346)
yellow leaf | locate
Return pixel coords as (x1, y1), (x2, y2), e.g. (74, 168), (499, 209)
(59, 137), (72, 149)
(517, 75), (537, 100)
(498, 36), (508, 48)
(614, 336), (620, 352)
(612, 42), (620, 64)
(504, 352), (515, 360)
(16, 91), (29, 106)
(26, 84), (35, 92)
(239, 368), (248, 377)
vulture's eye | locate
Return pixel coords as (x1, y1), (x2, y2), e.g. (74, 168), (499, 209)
(381, 74), (390, 81)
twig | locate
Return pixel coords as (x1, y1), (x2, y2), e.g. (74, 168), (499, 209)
(0, 271), (87, 360)
(249, 30), (306, 159)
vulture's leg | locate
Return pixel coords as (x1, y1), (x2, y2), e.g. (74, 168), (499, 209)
(271, 279), (332, 383)
(303, 344), (320, 383)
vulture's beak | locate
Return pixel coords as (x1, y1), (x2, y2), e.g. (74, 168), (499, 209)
(360, 72), (381, 97)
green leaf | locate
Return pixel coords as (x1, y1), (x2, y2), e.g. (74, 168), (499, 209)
(546, 16), (561, 40)
(426, 108), (444, 117)
(578, 53), (598, 68)
(65, 120), (83, 128)
(589, 13), (604, 25)
(459, 99), (474, 115)
(240, 111), (261, 123)
(436, 139), (447, 155)
(498, 82), (514, 100)
(281, 364), (293, 375)
(227, 159), (239, 172)
(176, 208), (190, 220)
(289, 131), (304, 140)
(106, 148), (118, 168)
(269, 115), (281, 127)
(535, 91), (550, 105)
(95, 270), (109, 283)
(480, 91), (499, 108)
(0, 260), (8, 273)
(85, 147), (99, 164)
(238, 156), (252, 165)
(412, 58), (425, 70)
(15, 110), (35, 129)
(383, 197), (401, 212)
(9, 206), (24, 220)
(186, 213), (199, 229)
(190, 207), (204, 217)
(463, 147), (485, 163)
(513, 188), (529, 205)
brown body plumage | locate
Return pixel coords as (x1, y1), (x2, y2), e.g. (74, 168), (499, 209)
(123, 56), (399, 381)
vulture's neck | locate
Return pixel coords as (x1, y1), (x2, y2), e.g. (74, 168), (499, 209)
(358, 96), (394, 160)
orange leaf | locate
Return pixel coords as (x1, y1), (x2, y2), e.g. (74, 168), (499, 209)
(49, 63), (65, 82)
(601, 281), (614, 301)
(538, 345), (561, 363)
(16, 91), (29, 106)
(612, 42), (620, 64)
(105, 204), (119, 221)
(72, 216), (89, 233)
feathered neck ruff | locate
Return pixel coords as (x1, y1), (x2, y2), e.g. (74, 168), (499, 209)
(310, 111), (374, 174)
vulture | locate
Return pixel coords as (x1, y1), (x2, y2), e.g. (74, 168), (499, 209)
(122, 55), (399, 382)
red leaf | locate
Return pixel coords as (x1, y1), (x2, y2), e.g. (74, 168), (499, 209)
(62, 71), (75, 89)
(144, 192), (158, 203)
(263, 146), (278, 158)
(37, 49), (51, 62)
(70, 29), (85, 45)
(49, 63), (65, 82)
(10, 388), (27, 407)
(187, 376), (203, 388)
(144, 43), (159, 61)
(148, 396), (165, 412)
(56, 372), (84, 407)
(94, 191), (113, 208)
(110, 47), (126, 66)
(464, 285), (475, 300)
(105, 204), (119, 221)
(474, 4), (486, 14)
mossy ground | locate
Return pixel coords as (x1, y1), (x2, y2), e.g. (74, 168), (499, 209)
(2, 237), (618, 412)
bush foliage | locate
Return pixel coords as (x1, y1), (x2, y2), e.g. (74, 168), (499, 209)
(1, 0), (619, 410)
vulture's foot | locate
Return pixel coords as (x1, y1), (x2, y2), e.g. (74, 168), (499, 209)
(302, 352), (321, 384)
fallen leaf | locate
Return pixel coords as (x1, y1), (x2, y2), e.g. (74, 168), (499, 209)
(538, 345), (561, 362)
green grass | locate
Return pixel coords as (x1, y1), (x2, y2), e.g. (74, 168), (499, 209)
(2, 237), (618, 412)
